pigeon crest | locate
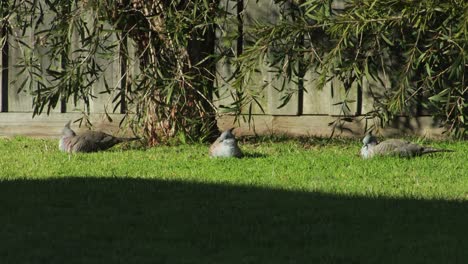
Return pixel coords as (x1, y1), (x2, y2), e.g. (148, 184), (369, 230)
(362, 133), (378, 146)
(209, 128), (243, 158)
(59, 121), (140, 153)
(360, 133), (453, 159)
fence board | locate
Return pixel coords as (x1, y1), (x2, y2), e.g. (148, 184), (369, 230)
(214, 56), (238, 112)
(0, 112), (130, 138)
(362, 72), (390, 115)
(302, 71), (332, 115)
(64, 21), (87, 113)
(216, 115), (446, 138)
(214, 0), (237, 111)
(90, 27), (121, 114)
(215, 0), (270, 115)
(329, 78), (359, 116)
(90, 62), (121, 114)
(35, 3), (61, 113)
(245, 0), (299, 115)
(8, 25), (34, 112)
(125, 38), (140, 114)
(0, 35), (3, 111)
(266, 63), (299, 115)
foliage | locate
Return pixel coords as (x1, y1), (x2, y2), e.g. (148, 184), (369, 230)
(0, 0), (219, 144)
(222, 0), (467, 138)
(1, 0), (466, 140)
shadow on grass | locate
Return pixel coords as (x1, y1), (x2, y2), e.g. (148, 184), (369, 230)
(1, 178), (467, 264)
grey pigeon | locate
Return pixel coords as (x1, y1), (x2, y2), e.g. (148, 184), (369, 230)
(209, 128), (243, 158)
(360, 133), (453, 159)
(59, 121), (139, 153)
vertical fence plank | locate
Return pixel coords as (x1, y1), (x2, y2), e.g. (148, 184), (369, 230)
(0, 28), (4, 112)
(303, 74), (360, 116)
(244, 0), (298, 115)
(302, 71), (332, 115)
(35, 1), (61, 113)
(243, 0), (272, 115)
(362, 72), (390, 115)
(65, 20), (87, 114)
(64, 11), (121, 116)
(119, 33), (128, 114)
(239, 0), (269, 115)
(266, 60), (300, 115)
(125, 38), (140, 115)
(89, 30), (121, 115)
(329, 78), (359, 116)
(76, 11), (122, 115)
(214, 0), (240, 113)
(216, 0), (296, 116)
(8, 21), (34, 112)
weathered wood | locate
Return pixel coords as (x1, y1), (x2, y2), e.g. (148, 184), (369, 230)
(243, 0), (299, 115)
(0, 112), (448, 139)
(0, 113), (132, 138)
(89, 21), (121, 114)
(303, 72), (359, 115)
(362, 72), (390, 115)
(329, 78), (359, 116)
(35, 3), (61, 113)
(8, 24), (34, 112)
(125, 38), (140, 114)
(216, 0), (238, 53)
(266, 64), (300, 115)
(214, 56), (237, 111)
(65, 24), (87, 113)
(216, 0), (274, 116)
(0, 34), (3, 112)
(216, 114), (274, 135)
(214, 0), (239, 113)
(302, 71), (333, 115)
(217, 115), (447, 138)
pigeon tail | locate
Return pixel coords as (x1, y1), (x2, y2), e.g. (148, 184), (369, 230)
(115, 137), (141, 143)
(421, 147), (454, 155)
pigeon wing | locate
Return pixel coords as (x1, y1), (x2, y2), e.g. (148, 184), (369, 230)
(374, 139), (424, 157)
(70, 134), (98, 153)
(372, 139), (409, 156)
(85, 131), (119, 151)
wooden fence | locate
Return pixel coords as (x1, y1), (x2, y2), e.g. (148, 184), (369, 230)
(0, 0), (445, 138)
(214, 0), (444, 138)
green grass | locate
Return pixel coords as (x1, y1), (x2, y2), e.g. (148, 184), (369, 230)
(0, 137), (467, 263)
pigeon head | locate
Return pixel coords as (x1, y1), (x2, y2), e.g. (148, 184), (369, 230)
(62, 121), (76, 138)
(218, 128), (236, 142)
(362, 133), (378, 146)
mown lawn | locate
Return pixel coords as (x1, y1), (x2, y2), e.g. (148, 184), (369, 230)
(0, 136), (467, 263)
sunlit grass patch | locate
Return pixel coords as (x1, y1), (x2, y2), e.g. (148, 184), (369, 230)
(0, 137), (467, 263)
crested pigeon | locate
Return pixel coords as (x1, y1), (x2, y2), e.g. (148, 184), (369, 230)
(59, 121), (140, 153)
(209, 128), (243, 158)
(360, 133), (453, 159)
